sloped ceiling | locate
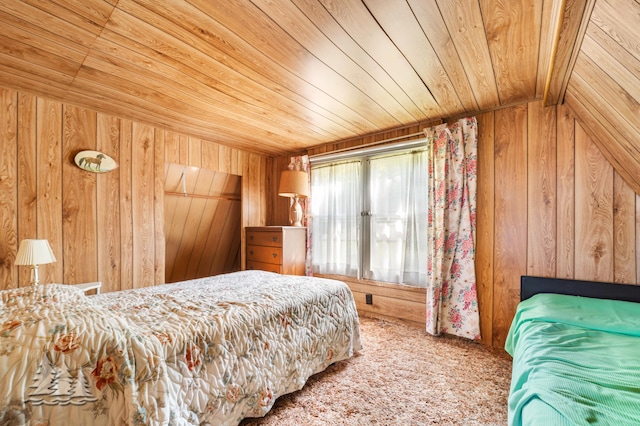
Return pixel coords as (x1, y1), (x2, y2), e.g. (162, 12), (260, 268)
(0, 0), (563, 156)
(560, 0), (640, 195)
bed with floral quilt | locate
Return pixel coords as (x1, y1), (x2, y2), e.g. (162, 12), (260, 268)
(0, 270), (362, 425)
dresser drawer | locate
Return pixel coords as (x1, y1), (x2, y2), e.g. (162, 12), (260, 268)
(246, 260), (282, 273)
(246, 245), (282, 264)
(245, 226), (306, 276)
(246, 230), (282, 247)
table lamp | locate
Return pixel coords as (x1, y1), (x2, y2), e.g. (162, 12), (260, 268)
(278, 170), (309, 226)
(14, 239), (57, 286)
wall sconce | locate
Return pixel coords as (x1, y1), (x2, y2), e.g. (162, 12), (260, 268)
(278, 170), (309, 227)
(14, 239), (57, 286)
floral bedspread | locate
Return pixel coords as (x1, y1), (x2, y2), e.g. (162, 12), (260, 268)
(0, 271), (362, 425)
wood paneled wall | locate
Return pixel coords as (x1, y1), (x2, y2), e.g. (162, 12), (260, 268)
(480, 100), (639, 348)
(0, 86), (271, 291)
(164, 163), (242, 283)
(295, 100), (640, 348)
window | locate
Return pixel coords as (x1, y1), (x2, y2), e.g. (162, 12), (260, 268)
(311, 148), (428, 287)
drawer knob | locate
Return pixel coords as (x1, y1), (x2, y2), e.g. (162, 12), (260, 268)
(272, 237), (278, 242)
(249, 250), (254, 255)
(272, 253), (278, 258)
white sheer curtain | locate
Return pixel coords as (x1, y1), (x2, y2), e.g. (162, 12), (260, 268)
(366, 151), (428, 286)
(310, 161), (361, 276)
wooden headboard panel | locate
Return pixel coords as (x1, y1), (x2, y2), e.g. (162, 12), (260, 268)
(521, 276), (640, 303)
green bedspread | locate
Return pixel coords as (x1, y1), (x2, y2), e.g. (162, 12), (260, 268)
(505, 293), (640, 425)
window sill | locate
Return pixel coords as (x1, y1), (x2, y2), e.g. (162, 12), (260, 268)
(314, 273), (426, 294)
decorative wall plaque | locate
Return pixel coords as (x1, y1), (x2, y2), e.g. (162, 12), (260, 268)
(74, 150), (118, 173)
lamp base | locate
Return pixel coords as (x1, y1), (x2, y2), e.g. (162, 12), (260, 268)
(289, 196), (303, 227)
(30, 264), (40, 286)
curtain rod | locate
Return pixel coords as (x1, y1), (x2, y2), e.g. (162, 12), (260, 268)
(309, 132), (428, 164)
(310, 131), (424, 157)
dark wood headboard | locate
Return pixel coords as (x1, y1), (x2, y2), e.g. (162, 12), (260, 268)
(521, 276), (640, 303)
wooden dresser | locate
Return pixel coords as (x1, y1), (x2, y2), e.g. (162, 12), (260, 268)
(245, 226), (306, 275)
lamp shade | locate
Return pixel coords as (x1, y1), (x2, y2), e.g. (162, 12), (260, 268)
(278, 170), (309, 198)
(14, 239), (57, 266)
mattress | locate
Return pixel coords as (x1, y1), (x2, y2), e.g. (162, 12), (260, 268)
(0, 270), (362, 425)
(505, 293), (640, 425)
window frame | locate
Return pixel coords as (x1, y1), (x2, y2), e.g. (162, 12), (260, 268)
(310, 140), (429, 285)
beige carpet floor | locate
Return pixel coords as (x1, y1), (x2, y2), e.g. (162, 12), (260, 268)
(241, 315), (512, 425)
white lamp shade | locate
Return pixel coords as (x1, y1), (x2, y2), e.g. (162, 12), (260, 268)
(278, 170), (309, 198)
(14, 239), (57, 266)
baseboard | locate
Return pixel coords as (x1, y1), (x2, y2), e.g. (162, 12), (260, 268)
(316, 274), (427, 327)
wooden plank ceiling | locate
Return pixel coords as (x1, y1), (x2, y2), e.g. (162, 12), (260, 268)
(0, 0), (563, 156)
(562, 0), (640, 195)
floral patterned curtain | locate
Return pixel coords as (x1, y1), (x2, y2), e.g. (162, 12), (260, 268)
(287, 155), (312, 275)
(424, 117), (480, 340)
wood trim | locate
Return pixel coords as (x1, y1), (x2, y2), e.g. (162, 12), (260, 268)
(545, 0), (596, 105)
(317, 273), (427, 295)
(542, 0), (567, 102)
(164, 191), (241, 201)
